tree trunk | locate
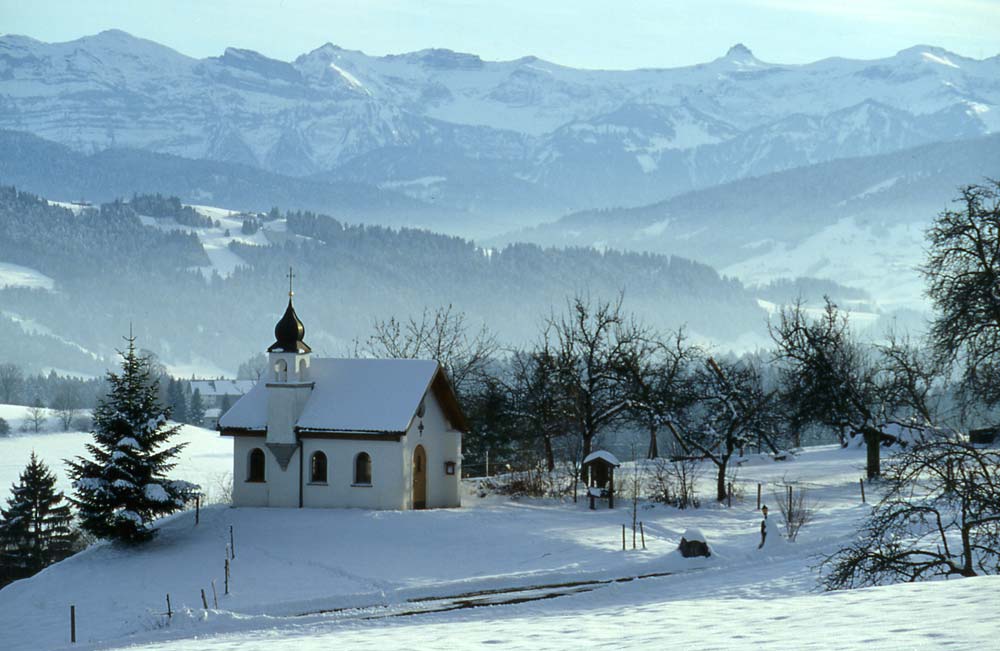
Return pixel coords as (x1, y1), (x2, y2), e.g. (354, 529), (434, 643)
(716, 459), (727, 502)
(863, 427), (881, 479)
(544, 435), (555, 472)
(580, 431), (594, 482)
(647, 424), (659, 459)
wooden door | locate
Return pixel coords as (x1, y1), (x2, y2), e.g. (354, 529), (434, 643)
(413, 445), (427, 509)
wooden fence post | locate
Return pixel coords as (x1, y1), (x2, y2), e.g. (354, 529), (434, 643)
(211, 580), (219, 609)
(70, 604), (76, 644)
(640, 521), (646, 550)
(166, 593), (172, 619)
(201, 588), (208, 610)
(622, 524), (626, 551)
(757, 483), (761, 510)
(727, 482), (732, 508)
(195, 495), (200, 525)
(787, 485), (793, 517)
(860, 478), (866, 504)
(230, 525), (235, 559)
(225, 558), (230, 595)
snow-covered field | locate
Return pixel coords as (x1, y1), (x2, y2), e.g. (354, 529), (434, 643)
(0, 422), (997, 650)
(0, 261), (55, 290)
(0, 405), (231, 501)
(724, 217), (929, 311)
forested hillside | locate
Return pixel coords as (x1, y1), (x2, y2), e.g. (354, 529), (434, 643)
(0, 130), (460, 231)
(0, 187), (770, 375)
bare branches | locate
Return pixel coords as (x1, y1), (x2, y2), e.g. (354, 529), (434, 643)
(770, 298), (940, 478)
(923, 180), (1000, 407)
(669, 356), (778, 502)
(620, 329), (701, 459)
(359, 304), (498, 397)
(773, 486), (814, 542)
(823, 438), (1000, 589)
(546, 293), (650, 463)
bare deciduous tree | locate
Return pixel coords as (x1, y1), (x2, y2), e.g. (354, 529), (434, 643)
(650, 456), (702, 509)
(773, 486), (814, 542)
(923, 180), (1000, 408)
(51, 385), (81, 431)
(549, 293), (647, 469)
(669, 356), (778, 502)
(621, 329), (699, 459)
(358, 304), (498, 399)
(507, 340), (571, 471)
(771, 300), (938, 478)
(23, 402), (47, 433)
(823, 437), (1000, 589)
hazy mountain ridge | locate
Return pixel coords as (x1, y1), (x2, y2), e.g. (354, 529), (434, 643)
(0, 185), (841, 376)
(508, 133), (1000, 308)
(0, 130), (467, 230)
(1, 31), (996, 226)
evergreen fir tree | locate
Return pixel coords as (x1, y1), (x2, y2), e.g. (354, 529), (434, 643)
(188, 388), (206, 425)
(67, 336), (198, 543)
(220, 392), (233, 415)
(0, 452), (77, 581)
(166, 378), (188, 424)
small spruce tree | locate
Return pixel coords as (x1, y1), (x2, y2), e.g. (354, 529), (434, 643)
(0, 452), (77, 581)
(188, 388), (206, 425)
(166, 378), (188, 424)
(220, 392), (233, 415)
(67, 336), (198, 543)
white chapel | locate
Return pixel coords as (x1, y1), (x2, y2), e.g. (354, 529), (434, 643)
(218, 285), (466, 510)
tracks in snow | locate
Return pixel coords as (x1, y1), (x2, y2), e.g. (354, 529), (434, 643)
(298, 569), (689, 621)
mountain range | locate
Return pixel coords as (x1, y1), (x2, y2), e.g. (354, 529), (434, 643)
(1, 31), (997, 233)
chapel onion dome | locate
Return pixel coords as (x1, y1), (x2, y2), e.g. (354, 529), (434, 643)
(268, 297), (311, 354)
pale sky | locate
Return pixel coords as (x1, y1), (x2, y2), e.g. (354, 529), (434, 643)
(2, 0), (998, 68)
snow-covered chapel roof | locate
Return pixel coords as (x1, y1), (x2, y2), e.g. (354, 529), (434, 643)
(218, 358), (467, 434)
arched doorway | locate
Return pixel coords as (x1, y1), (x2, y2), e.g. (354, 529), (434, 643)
(413, 445), (427, 510)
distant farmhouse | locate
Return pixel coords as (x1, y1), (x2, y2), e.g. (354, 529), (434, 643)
(189, 379), (255, 427)
(218, 280), (466, 509)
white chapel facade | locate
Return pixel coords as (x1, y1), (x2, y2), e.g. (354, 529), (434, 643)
(218, 285), (465, 510)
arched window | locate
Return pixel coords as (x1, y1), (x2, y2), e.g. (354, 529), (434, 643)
(310, 451), (328, 483)
(247, 448), (266, 482)
(354, 452), (372, 485)
(274, 359), (287, 382)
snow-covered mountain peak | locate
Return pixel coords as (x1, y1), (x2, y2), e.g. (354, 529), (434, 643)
(398, 48), (485, 70)
(712, 43), (770, 70)
(70, 28), (188, 59)
(725, 43), (755, 61)
(212, 47), (303, 82)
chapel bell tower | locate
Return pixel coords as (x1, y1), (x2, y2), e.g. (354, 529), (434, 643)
(265, 268), (313, 465)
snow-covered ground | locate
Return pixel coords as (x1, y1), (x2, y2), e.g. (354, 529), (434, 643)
(0, 404), (231, 501)
(0, 426), (996, 650)
(724, 217), (929, 311)
(0, 261), (55, 290)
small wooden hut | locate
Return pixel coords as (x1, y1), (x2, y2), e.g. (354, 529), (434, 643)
(583, 450), (620, 509)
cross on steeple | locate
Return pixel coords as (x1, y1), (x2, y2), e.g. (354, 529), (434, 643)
(287, 267), (295, 298)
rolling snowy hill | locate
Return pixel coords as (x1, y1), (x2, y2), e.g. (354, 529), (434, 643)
(1, 441), (997, 650)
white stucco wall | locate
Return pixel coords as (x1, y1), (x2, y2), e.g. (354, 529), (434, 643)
(265, 352), (312, 446)
(229, 385), (462, 510)
(231, 436), (300, 508)
(401, 389), (462, 509)
(301, 438), (406, 509)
